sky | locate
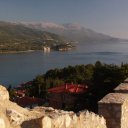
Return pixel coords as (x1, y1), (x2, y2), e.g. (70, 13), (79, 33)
(0, 0), (128, 38)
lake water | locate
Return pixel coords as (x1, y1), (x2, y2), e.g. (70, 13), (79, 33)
(1, 42), (128, 86)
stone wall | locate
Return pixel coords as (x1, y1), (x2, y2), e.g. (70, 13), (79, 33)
(0, 85), (9, 100)
(114, 83), (128, 93)
(0, 109), (12, 128)
(30, 107), (107, 128)
(98, 93), (128, 128)
(121, 99), (128, 128)
(0, 85), (107, 128)
(98, 78), (128, 128)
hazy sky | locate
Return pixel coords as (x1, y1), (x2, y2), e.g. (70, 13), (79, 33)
(0, 0), (128, 38)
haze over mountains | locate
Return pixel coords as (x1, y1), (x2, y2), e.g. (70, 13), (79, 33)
(0, 21), (127, 53)
(0, 21), (67, 52)
(19, 21), (126, 43)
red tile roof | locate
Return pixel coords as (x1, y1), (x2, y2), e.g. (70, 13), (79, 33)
(48, 83), (88, 94)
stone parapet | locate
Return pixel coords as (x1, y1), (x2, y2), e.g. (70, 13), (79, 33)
(0, 85), (9, 100)
(124, 78), (128, 83)
(99, 93), (128, 104)
(114, 83), (128, 93)
(99, 93), (128, 128)
(24, 107), (107, 128)
(0, 84), (107, 128)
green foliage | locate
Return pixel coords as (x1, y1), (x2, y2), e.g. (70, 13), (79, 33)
(28, 61), (128, 112)
(33, 62), (128, 94)
(12, 61), (127, 111)
(7, 85), (16, 101)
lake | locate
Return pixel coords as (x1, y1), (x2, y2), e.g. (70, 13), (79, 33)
(1, 42), (128, 86)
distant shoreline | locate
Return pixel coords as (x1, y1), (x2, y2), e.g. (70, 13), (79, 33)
(0, 50), (36, 54)
(0, 47), (75, 54)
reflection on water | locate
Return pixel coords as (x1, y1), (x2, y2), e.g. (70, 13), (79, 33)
(0, 42), (128, 86)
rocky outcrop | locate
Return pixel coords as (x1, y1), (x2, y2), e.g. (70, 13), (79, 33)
(0, 85), (107, 128)
(0, 109), (11, 128)
(20, 107), (107, 128)
(0, 85), (9, 100)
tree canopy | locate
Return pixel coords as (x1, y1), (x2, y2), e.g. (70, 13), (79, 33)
(10, 61), (128, 112)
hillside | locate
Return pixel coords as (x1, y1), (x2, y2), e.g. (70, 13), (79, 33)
(0, 21), (68, 52)
(19, 22), (126, 43)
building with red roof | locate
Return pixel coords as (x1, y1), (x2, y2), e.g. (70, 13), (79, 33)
(15, 96), (44, 108)
(48, 83), (88, 93)
(48, 83), (88, 109)
(14, 81), (44, 108)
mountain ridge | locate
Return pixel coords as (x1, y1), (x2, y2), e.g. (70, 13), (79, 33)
(0, 21), (69, 52)
(0, 21), (127, 53)
(18, 21), (127, 42)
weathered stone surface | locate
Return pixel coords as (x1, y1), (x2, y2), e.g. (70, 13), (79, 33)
(99, 92), (128, 128)
(21, 118), (42, 128)
(0, 118), (5, 128)
(42, 116), (52, 128)
(0, 85), (9, 100)
(0, 108), (12, 128)
(35, 107), (107, 128)
(121, 100), (128, 128)
(6, 109), (24, 125)
(0, 85), (106, 128)
(114, 83), (128, 93)
(124, 78), (128, 83)
(98, 93), (128, 104)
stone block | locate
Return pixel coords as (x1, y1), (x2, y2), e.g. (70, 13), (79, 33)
(0, 85), (9, 100)
(98, 93), (128, 128)
(114, 83), (128, 93)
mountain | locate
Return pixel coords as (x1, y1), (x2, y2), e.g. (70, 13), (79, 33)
(0, 21), (68, 52)
(0, 21), (126, 53)
(19, 22), (125, 43)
